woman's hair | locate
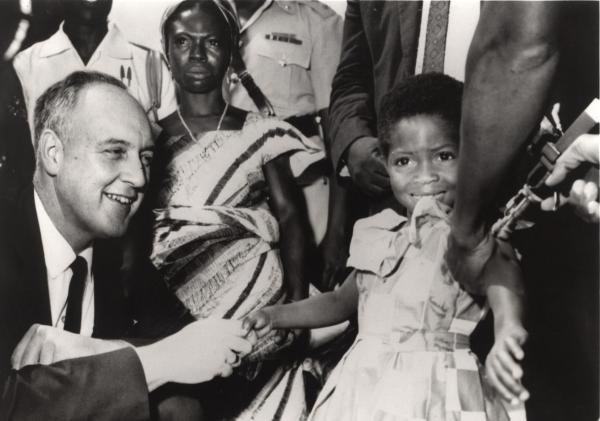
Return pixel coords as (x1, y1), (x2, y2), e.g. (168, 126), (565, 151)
(377, 73), (464, 156)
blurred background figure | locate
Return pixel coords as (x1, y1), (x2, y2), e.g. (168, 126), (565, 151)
(13, 0), (176, 135)
(0, 0), (64, 199)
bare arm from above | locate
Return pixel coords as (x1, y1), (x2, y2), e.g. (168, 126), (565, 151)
(447, 1), (562, 290)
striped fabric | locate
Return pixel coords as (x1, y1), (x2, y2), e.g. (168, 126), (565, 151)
(308, 198), (526, 421)
(151, 113), (324, 420)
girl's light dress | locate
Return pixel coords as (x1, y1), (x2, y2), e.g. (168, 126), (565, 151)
(308, 197), (526, 421)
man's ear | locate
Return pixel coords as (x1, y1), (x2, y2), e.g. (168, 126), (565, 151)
(38, 129), (64, 176)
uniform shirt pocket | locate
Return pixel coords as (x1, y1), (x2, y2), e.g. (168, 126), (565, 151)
(254, 38), (310, 112)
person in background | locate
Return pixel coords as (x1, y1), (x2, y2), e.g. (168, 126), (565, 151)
(229, 0), (343, 284)
(13, 0), (176, 134)
(0, 0), (63, 199)
(445, 2), (598, 420)
(0, 71), (253, 421)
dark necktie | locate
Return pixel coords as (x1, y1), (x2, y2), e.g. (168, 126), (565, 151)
(64, 256), (87, 333)
(423, 0), (451, 73)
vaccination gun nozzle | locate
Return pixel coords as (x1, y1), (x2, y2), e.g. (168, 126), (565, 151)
(491, 98), (600, 240)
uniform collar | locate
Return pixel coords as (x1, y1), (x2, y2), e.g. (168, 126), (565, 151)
(240, 0), (274, 33)
(33, 190), (93, 279)
(38, 22), (132, 60)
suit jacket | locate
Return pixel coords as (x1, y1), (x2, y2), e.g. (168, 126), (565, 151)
(328, 0), (422, 171)
(0, 187), (194, 421)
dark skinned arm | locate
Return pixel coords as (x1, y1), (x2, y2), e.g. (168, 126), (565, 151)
(447, 1), (561, 290)
(245, 271), (359, 333)
(482, 240), (528, 403)
(317, 107), (353, 290)
(264, 154), (313, 301)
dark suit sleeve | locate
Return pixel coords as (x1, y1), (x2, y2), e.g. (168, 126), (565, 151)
(0, 348), (150, 421)
(127, 260), (195, 339)
(328, 0), (377, 173)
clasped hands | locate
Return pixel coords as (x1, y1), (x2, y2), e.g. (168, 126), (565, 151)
(11, 318), (259, 390)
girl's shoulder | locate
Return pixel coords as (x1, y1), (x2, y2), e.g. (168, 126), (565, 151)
(347, 209), (409, 276)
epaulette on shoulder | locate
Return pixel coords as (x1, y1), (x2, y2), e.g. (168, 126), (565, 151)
(301, 0), (337, 19)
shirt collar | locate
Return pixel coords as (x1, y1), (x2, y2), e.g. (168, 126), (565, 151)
(34, 190), (93, 279)
(240, 0), (274, 33)
(38, 22), (132, 60)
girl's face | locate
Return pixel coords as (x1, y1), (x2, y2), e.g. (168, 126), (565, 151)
(166, 5), (231, 94)
(385, 114), (459, 216)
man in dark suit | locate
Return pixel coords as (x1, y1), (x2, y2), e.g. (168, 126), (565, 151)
(0, 71), (253, 420)
(328, 0), (421, 192)
(316, 0), (422, 288)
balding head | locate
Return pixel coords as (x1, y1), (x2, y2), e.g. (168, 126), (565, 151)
(33, 71), (153, 252)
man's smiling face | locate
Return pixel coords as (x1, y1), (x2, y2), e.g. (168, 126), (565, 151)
(54, 83), (153, 244)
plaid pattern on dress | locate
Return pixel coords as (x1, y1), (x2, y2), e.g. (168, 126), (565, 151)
(308, 198), (526, 421)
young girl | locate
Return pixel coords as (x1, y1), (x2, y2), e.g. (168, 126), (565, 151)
(243, 74), (529, 421)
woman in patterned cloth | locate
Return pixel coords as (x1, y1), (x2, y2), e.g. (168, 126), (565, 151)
(149, 0), (324, 419)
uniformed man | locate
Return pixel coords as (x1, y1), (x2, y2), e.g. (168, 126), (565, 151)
(229, 0), (343, 245)
(13, 0), (176, 136)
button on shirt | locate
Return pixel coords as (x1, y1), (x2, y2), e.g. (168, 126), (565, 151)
(228, 0), (343, 119)
(13, 22), (177, 135)
(34, 191), (94, 335)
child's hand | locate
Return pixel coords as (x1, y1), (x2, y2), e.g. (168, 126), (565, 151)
(242, 309), (274, 339)
(485, 324), (529, 404)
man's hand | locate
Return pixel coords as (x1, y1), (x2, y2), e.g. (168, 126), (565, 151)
(541, 134), (599, 222)
(541, 180), (600, 222)
(345, 137), (390, 197)
(545, 134), (599, 186)
(136, 319), (253, 391)
(11, 324), (127, 369)
(485, 324), (529, 404)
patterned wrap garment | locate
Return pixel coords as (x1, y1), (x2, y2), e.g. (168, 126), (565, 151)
(151, 113), (324, 420)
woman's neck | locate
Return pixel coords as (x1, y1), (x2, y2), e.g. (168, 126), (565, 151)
(178, 89), (226, 117)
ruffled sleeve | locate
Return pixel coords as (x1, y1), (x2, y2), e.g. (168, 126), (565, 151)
(346, 198), (452, 277)
(346, 209), (409, 277)
(243, 113), (324, 177)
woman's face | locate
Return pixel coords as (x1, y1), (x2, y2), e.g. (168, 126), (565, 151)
(166, 5), (231, 94)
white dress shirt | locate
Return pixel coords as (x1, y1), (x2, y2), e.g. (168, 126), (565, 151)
(13, 22), (176, 135)
(34, 191), (95, 336)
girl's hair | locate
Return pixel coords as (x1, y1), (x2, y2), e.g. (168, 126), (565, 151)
(378, 73), (464, 156)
